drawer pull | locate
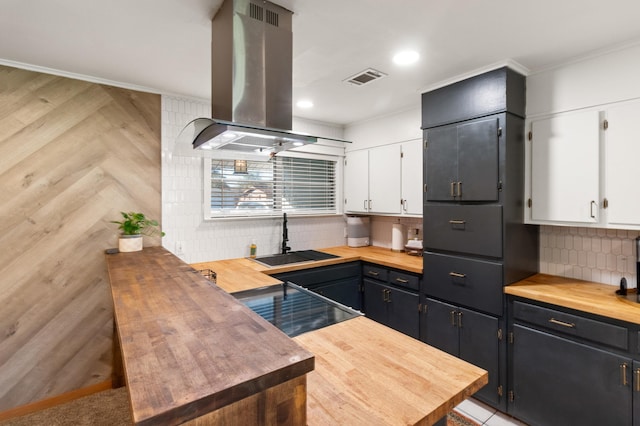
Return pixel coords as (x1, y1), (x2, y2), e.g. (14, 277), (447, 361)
(395, 278), (409, 284)
(548, 318), (576, 328)
(448, 220), (466, 225)
(367, 271), (379, 277)
(449, 272), (466, 279)
(635, 368), (640, 392)
(621, 363), (629, 386)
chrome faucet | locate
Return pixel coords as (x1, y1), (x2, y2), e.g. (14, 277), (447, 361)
(281, 212), (291, 254)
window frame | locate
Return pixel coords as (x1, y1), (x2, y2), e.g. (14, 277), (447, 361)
(203, 152), (344, 220)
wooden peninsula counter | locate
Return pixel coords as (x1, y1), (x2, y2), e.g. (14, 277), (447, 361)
(107, 246), (487, 425)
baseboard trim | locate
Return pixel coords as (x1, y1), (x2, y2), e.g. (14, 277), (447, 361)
(0, 379), (115, 422)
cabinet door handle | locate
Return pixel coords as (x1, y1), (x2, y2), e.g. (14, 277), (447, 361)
(457, 311), (463, 328)
(395, 278), (409, 284)
(450, 182), (456, 197)
(449, 272), (466, 279)
(402, 199), (408, 211)
(382, 288), (387, 302)
(364, 199), (368, 210)
(590, 200), (596, 219)
(635, 368), (640, 392)
(450, 310), (457, 326)
(457, 181), (462, 197)
(621, 363), (629, 386)
(386, 289), (391, 303)
(548, 318), (576, 328)
(448, 220), (466, 225)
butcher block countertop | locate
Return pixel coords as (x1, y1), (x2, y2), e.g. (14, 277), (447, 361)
(294, 317), (487, 425)
(191, 245), (423, 293)
(506, 273), (640, 325)
(106, 247), (314, 425)
(107, 245), (487, 425)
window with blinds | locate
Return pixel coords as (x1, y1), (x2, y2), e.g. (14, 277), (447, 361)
(207, 156), (337, 217)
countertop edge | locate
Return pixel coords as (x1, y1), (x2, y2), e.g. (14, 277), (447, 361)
(506, 273), (640, 325)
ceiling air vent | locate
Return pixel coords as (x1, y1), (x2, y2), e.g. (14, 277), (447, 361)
(344, 68), (388, 86)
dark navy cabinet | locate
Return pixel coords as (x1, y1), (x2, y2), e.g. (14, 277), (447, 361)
(362, 263), (420, 338)
(274, 262), (362, 311)
(421, 297), (502, 407)
(425, 116), (500, 202)
(508, 298), (638, 426)
(421, 66), (538, 411)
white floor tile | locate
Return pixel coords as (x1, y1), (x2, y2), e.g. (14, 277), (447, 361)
(484, 411), (528, 426)
(454, 398), (496, 424)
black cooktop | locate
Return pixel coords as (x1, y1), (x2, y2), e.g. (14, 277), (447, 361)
(233, 282), (362, 337)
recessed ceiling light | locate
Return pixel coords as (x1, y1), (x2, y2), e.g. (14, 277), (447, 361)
(296, 100), (314, 109)
(393, 50), (420, 66)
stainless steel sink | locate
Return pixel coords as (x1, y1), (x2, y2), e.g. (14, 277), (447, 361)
(251, 250), (339, 267)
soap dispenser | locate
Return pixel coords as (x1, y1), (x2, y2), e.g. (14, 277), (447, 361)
(250, 241), (257, 258)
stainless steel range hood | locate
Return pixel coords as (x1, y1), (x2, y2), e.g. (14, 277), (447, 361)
(179, 0), (346, 158)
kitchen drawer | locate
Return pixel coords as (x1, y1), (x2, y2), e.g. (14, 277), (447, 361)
(362, 264), (388, 282)
(388, 270), (420, 291)
(513, 301), (628, 351)
(423, 204), (502, 258)
(423, 252), (503, 315)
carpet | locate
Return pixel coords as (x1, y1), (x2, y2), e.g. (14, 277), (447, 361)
(447, 410), (482, 426)
(0, 387), (131, 426)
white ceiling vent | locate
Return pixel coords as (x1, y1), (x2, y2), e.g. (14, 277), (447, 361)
(344, 68), (387, 86)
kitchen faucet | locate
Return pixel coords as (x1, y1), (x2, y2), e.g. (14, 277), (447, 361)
(281, 212), (291, 254)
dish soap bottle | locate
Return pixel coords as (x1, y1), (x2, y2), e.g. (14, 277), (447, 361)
(249, 241), (257, 258)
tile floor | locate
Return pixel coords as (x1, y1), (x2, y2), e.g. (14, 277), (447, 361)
(454, 398), (528, 426)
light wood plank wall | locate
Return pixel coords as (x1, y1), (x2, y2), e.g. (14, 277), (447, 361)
(0, 65), (161, 411)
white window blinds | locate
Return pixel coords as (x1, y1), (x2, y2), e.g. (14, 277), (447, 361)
(207, 157), (336, 217)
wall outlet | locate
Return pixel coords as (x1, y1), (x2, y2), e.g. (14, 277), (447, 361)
(175, 241), (185, 255)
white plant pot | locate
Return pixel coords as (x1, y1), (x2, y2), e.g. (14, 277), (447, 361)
(118, 235), (143, 252)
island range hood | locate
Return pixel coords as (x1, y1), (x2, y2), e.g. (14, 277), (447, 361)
(179, 0), (346, 159)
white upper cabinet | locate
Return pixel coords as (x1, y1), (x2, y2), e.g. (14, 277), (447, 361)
(344, 143), (413, 215)
(529, 110), (600, 224)
(604, 101), (640, 227)
(400, 139), (423, 215)
(344, 145), (402, 214)
(369, 144), (402, 214)
(526, 100), (640, 229)
(344, 149), (370, 213)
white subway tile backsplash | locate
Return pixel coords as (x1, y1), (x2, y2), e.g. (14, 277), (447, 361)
(540, 225), (637, 288)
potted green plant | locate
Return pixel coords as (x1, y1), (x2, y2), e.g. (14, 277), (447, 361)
(112, 211), (165, 252)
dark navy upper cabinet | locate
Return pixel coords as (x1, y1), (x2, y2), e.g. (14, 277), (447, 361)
(425, 116), (500, 202)
(421, 67), (525, 129)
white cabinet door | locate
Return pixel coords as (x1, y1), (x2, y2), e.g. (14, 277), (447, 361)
(369, 145), (402, 214)
(605, 102), (640, 227)
(344, 150), (369, 213)
(530, 110), (600, 223)
(401, 139), (423, 215)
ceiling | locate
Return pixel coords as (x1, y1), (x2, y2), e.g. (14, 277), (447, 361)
(2, 0), (640, 126)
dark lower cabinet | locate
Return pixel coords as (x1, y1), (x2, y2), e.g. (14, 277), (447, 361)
(511, 324), (632, 426)
(421, 297), (501, 407)
(508, 298), (640, 425)
(313, 278), (361, 311)
(363, 278), (419, 339)
(273, 262), (362, 311)
(634, 361), (640, 426)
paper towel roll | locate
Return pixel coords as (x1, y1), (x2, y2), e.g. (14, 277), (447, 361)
(391, 223), (405, 252)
